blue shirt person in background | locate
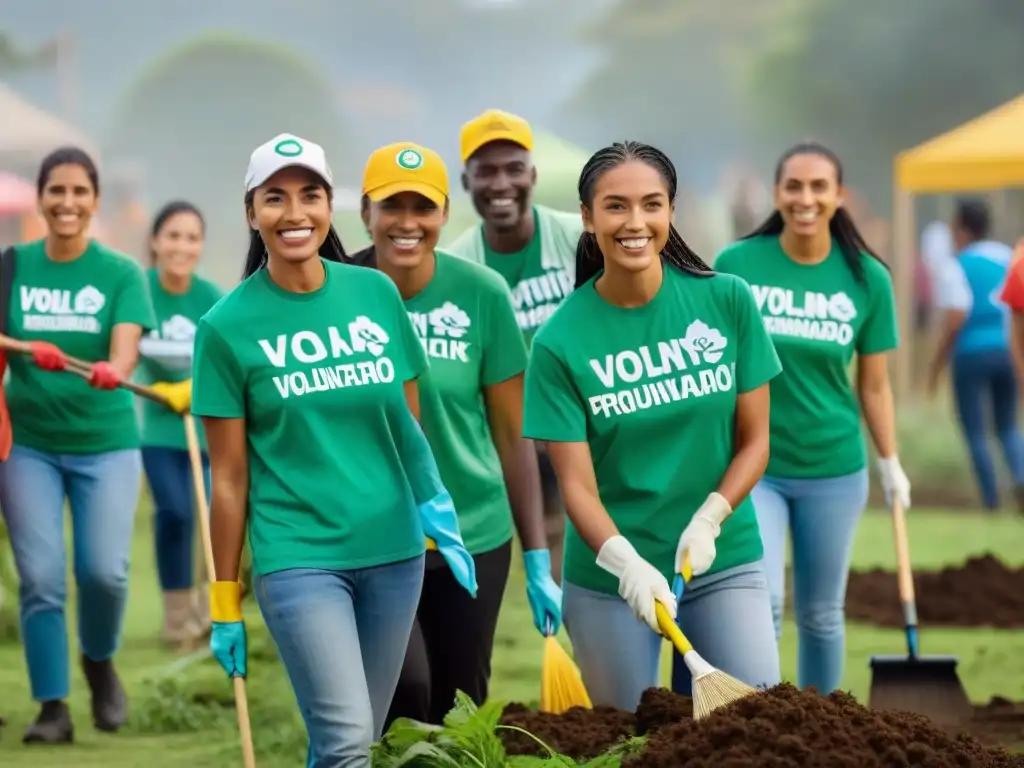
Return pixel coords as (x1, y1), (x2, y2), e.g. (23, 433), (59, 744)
(927, 199), (1024, 512)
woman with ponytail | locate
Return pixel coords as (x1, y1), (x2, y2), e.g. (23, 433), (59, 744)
(523, 141), (782, 711)
(715, 142), (905, 695)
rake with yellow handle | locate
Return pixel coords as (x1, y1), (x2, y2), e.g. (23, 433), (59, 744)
(658, 552), (757, 720)
(0, 333), (257, 767)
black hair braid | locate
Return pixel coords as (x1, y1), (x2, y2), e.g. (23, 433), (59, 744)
(742, 141), (886, 285)
(150, 200), (204, 266)
(241, 188), (347, 280)
(574, 140), (713, 290)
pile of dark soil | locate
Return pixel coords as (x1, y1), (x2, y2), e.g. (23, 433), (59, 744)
(499, 684), (1024, 766)
(845, 554), (1024, 628)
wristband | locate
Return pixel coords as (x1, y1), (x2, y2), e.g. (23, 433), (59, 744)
(210, 580), (243, 623)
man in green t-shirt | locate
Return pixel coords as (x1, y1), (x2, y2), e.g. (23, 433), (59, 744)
(446, 109), (583, 582)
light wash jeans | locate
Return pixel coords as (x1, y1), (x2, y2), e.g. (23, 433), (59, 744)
(254, 555), (425, 768)
(752, 468), (869, 694)
(563, 560), (780, 711)
(0, 443), (142, 701)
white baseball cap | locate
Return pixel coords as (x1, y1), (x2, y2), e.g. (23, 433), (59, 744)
(244, 133), (334, 193)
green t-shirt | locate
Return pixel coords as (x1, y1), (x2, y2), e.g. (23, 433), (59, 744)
(7, 238), (156, 454)
(714, 236), (899, 479)
(403, 251), (528, 555)
(190, 260), (430, 576)
(482, 208), (576, 346)
(136, 268), (224, 452)
(523, 265), (782, 596)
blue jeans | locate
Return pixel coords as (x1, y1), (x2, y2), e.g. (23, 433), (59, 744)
(0, 443), (142, 701)
(141, 446), (210, 591)
(752, 469), (869, 694)
(254, 555), (424, 768)
(952, 349), (1024, 509)
(563, 561), (780, 711)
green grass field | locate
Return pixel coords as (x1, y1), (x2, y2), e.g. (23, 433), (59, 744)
(0, 506), (1021, 766)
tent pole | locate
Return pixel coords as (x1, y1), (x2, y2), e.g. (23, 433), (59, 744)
(892, 179), (915, 403)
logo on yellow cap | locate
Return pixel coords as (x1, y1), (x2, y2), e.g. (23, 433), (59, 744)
(396, 148), (424, 171)
(275, 139), (303, 157)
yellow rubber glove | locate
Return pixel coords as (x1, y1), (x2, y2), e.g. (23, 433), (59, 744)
(150, 379), (193, 414)
(426, 537), (438, 551)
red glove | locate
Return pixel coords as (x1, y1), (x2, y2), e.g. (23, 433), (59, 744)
(88, 361), (122, 391)
(29, 341), (67, 371)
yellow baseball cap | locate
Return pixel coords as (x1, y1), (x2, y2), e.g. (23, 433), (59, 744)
(460, 109), (534, 163)
(362, 143), (449, 207)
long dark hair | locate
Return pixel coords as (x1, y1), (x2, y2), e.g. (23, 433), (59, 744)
(150, 200), (204, 266)
(575, 141), (713, 289)
(241, 186), (347, 279)
(37, 146), (99, 196)
(743, 142), (885, 284)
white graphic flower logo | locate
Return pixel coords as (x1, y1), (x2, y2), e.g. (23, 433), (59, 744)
(828, 292), (857, 323)
(682, 320), (728, 364)
(161, 314), (197, 342)
(348, 316), (390, 356)
(428, 302), (471, 338)
(73, 286), (106, 315)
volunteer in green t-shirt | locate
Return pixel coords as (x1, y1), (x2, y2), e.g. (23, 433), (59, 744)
(447, 109), (583, 584)
(350, 141), (561, 727)
(135, 200), (223, 649)
(0, 147), (156, 743)
(192, 133), (475, 767)
(714, 141), (906, 695)
(523, 141), (782, 711)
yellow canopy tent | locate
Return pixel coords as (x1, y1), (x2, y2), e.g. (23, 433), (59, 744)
(890, 94), (1024, 400)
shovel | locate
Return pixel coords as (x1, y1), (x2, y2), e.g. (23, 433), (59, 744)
(867, 496), (972, 726)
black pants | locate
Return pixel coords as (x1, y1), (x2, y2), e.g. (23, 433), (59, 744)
(537, 444), (565, 585)
(384, 540), (512, 729)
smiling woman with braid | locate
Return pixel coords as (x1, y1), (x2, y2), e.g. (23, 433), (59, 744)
(522, 141), (782, 711)
(714, 142), (903, 696)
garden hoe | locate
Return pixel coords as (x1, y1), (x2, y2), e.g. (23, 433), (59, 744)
(868, 497), (972, 726)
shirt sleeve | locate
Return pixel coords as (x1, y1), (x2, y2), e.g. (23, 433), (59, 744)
(931, 258), (973, 313)
(112, 263), (156, 332)
(481, 278), (528, 387)
(523, 339), (587, 442)
(387, 280), (428, 383)
(731, 276), (782, 393)
(857, 262), (900, 355)
(1001, 260), (1024, 312)
(191, 318), (246, 419)
(390, 400), (445, 506)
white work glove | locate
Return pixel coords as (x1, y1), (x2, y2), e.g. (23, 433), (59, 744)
(596, 535), (676, 632)
(876, 455), (912, 510)
(675, 492), (731, 578)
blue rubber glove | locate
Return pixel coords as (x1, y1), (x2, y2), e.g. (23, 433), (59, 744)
(211, 621), (247, 678)
(420, 491), (478, 598)
(524, 549), (563, 636)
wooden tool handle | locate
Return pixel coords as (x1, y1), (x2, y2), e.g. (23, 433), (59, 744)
(890, 497), (916, 606)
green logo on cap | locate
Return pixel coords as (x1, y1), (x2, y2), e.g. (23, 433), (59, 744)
(275, 139), (303, 157)
(396, 148), (424, 171)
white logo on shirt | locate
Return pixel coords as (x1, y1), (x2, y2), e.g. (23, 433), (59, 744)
(510, 267), (573, 333)
(19, 285), (107, 334)
(408, 301), (471, 363)
(159, 314), (197, 342)
(587, 320), (734, 420)
(751, 285), (857, 346)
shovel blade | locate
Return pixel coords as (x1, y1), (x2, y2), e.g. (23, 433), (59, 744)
(868, 654), (973, 726)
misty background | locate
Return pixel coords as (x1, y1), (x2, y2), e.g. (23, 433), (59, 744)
(2, 0), (1023, 288)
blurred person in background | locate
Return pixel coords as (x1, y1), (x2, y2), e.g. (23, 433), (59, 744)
(193, 134), (474, 767)
(350, 142), (560, 727)
(0, 147), (155, 744)
(928, 200), (1024, 513)
(446, 109), (583, 584)
(136, 201), (223, 649)
(1001, 237), (1024, 408)
(716, 142), (905, 695)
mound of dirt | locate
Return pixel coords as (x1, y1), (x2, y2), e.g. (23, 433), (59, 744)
(499, 685), (1024, 766)
(845, 554), (1024, 628)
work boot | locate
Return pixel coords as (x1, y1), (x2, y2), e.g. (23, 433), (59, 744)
(22, 700), (73, 744)
(81, 654), (127, 732)
(162, 589), (204, 648)
(190, 585), (212, 638)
